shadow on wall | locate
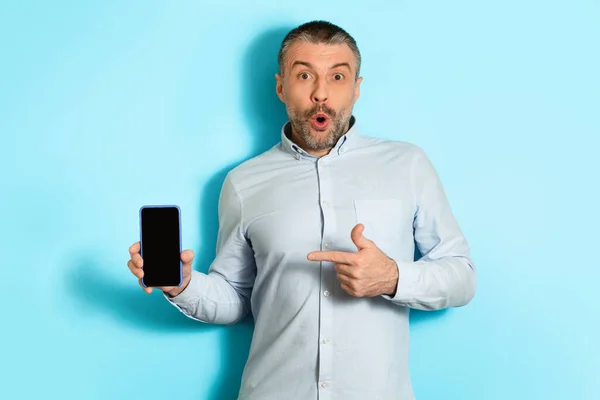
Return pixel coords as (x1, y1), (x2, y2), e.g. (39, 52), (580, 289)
(240, 26), (291, 156)
(65, 26), (449, 400)
(65, 26), (291, 400)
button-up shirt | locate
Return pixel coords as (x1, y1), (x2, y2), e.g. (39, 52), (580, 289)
(166, 116), (476, 400)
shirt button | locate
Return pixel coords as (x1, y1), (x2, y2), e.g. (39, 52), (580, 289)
(321, 382), (328, 388)
(341, 148), (346, 153)
(322, 338), (329, 344)
(324, 243), (330, 249)
(322, 201), (329, 207)
(319, 160), (326, 166)
(323, 290), (330, 297)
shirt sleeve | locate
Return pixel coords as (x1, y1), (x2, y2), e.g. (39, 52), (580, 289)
(164, 172), (256, 325)
(381, 146), (477, 310)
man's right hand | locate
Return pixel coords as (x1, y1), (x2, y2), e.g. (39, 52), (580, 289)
(127, 241), (193, 297)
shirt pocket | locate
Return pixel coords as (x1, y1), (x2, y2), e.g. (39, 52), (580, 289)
(353, 198), (413, 253)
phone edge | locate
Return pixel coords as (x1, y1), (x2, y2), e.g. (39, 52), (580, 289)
(139, 205), (183, 288)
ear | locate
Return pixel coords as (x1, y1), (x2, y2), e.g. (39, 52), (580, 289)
(275, 73), (286, 103)
(353, 76), (363, 104)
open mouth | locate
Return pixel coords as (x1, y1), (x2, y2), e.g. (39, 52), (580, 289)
(311, 113), (329, 131)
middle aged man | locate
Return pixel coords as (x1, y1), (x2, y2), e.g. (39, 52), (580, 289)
(127, 20), (476, 400)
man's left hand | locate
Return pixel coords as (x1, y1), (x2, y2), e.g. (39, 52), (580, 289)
(307, 224), (399, 298)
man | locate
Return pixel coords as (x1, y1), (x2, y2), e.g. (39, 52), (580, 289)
(127, 20), (476, 400)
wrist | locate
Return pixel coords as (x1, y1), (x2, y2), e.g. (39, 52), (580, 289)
(166, 276), (191, 297)
(385, 258), (399, 296)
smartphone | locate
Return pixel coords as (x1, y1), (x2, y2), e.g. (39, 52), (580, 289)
(139, 205), (182, 287)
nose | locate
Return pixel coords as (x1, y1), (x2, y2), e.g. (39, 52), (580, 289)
(312, 78), (328, 104)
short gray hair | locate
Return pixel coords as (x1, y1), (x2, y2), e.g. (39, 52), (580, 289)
(278, 20), (361, 80)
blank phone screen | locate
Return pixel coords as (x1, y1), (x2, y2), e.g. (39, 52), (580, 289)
(140, 206), (182, 287)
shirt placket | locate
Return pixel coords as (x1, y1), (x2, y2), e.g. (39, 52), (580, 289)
(316, 156), (336, 398)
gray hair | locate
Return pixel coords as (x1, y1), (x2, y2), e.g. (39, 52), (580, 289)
(278, 20), (361, 80)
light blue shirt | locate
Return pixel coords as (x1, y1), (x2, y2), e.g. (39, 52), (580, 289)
(166, 116), (476, 400)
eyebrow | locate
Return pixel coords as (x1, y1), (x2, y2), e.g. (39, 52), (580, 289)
(291, 61), (352, 72)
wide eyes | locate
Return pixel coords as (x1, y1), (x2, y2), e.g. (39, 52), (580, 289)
(297, 72), (345, 81)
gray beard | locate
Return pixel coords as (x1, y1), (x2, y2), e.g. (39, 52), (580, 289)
(289, 109), (351, 151)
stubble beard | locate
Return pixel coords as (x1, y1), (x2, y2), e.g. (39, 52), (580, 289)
(288, 104), (352, 151)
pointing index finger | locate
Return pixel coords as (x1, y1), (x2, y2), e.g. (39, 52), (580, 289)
(307, 250), (354, 265)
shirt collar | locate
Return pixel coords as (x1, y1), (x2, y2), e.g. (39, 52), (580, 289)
(280, 115), (360, 160)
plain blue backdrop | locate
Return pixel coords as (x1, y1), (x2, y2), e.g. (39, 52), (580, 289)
(1, 1), (599, 399)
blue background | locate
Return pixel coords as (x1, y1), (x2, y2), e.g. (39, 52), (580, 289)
(1, 1), (599, 399)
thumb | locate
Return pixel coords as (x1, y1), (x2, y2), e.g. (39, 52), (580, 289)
(181, 249), (194, 267)
(351, 224), (375, 250)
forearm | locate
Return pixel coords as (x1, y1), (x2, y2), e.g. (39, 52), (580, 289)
(383, 146), (477, 310)
(383, 255), (476, 310)
(165, 270), (251, 325)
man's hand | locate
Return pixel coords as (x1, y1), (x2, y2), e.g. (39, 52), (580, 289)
(307, 224), (399, 298)
(127, 241), (194, 297)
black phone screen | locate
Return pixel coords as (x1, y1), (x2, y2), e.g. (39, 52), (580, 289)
(140, 206), (182, 287)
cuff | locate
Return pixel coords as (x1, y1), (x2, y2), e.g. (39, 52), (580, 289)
(380, 259), (422, 304)
(163, 270), (205, 309)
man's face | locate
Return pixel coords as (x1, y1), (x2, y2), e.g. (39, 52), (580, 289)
(276, 41), (362, 153)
